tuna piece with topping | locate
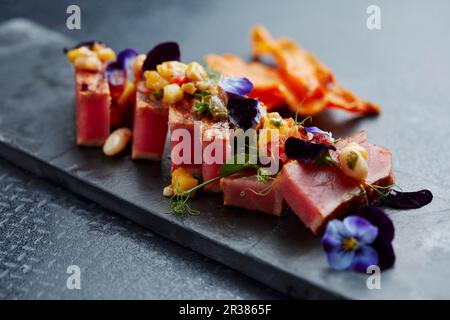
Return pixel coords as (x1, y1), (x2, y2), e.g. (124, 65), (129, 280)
(132, 84), (169, 160)
(280, 131), (394, 234)
(75, 71), (111, 146)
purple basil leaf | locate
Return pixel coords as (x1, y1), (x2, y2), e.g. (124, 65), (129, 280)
(382, 189), (433, 209)
(375, 243), (396, 271)
(284, 137), (336, 161)
(219, 76), (254, 96)
(356, 205), (396, 270)
(357, 205), (394, 245)
(105, 62), (126, 86)
(142, 42), (180, 72)
(227, 95), (261, 129)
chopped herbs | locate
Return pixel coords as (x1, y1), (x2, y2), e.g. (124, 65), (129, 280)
(346, 151), (359, 170)
(269, 118), (282, 128)
(152, 90), (163, 100)
(194, 101), (211, 116)
(315, 150), (338, 167)
(194, 90), (211, 99)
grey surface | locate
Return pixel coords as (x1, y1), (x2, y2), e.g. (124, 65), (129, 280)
(0, 160), (283, 300)
(0, 0), (450, 299)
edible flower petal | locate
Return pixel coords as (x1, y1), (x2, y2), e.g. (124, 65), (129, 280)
(322, 215), (380, 272)
(105, 48), (139, 85)
(382, 189), (433, 209)
(343, 216), (378, 245)
(227, 94), (261, 129)
(356, 205), (394, 245)
(219, 76), (254, 96)
(284, 137), (336, 162)
(349, 245), (379, 273)
(105, 62), (126, 86)
(356, 205), (396, 270)
(304, 126), (332, 138)
(117, 48), (138, 71)
(142, 42), (180, 72)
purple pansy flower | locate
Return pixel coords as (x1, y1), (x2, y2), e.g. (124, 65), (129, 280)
(106, 48), (139, 85)
(304, 126), (332, 139)
(219, 76), (254, 96)
(322, 216), (379, 272)
(322, 205), (396, 272)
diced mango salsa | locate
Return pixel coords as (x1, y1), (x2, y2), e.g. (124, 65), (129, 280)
(186, 62), (207, 81)
(157, 61), (187, 79)
(163, 83), (184, 104)
(144, 70), (169, 92)
(172, 168), (198, 195)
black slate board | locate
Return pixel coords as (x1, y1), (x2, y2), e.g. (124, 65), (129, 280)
(1, 17), (450, 299)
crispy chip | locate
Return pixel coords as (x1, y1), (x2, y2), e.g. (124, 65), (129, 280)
(206, 25), (380, 116)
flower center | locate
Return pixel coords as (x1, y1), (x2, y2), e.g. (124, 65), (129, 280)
(342, 237), (359, 251)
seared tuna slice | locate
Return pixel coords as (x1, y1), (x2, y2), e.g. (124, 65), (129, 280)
(169, 97), (202, 175)
(75, 71), (111, 147)
(202, 120), (230, 192)
(132, 84), (168, 160)
(220, 171), (285, 216)
(280, 131), (394, 234)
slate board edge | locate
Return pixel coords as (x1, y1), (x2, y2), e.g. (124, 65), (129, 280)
(0, 140), (347, 299)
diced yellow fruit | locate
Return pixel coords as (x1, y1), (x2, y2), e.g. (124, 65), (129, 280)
(91, 42), (105, 52)
(117, 82), (136, 108)
(185, 62), (207, 81)
(67, 46), (96, 64)
(172, 168), (198, 195)
(96, 47), (116, 62)
(144, 70), (169, 92)
(156, 61), (187, 79)
(181, 82), (197, 95)
(261, 112), (289, 142)
(133, 54), (146, 80)
(66, 48), (81, 63)
(163, 84), (184, 104)
(74, 56), (102, 72)
(195, 80), (211, 91)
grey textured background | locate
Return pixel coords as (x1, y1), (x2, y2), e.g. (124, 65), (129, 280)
(0, 157), (282, 299)
(1, 0), (450, 299)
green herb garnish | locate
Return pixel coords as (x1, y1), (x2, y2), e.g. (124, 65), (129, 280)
(346, 151), (359, 170)
(194, 101), (211, 116)
(269, 118), (282, 128)
(170, 154), (260, 216)
(152, 90), (163, 100)
(194, 90), (211, 99)
(315, 150), (338, 167)
(205, 68), (221, 81)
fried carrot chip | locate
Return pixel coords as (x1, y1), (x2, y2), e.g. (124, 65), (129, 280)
(205, 54), (288, 110)
(205, 25), (380, 116)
